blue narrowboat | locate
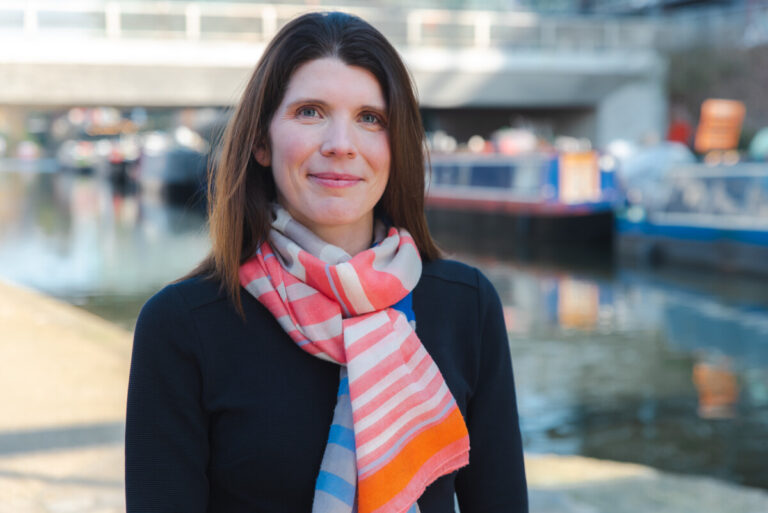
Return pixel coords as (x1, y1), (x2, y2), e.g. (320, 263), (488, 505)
(616, 163), (768, 275)
(425, 152), (621, 244)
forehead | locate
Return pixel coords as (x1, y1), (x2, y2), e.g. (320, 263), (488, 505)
(282, 57), (386, 108)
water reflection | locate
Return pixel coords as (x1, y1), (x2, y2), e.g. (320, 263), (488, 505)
(0, 170), (208, 328)
(449, 251), (768, 489)
(2, 170), (767, 490)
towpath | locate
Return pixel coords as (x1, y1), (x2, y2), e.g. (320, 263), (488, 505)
(1, 280), (766, 513)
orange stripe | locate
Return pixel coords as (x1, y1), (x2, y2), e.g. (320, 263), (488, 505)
(370, 437), (469, 513)
(357, 407), (468, 513)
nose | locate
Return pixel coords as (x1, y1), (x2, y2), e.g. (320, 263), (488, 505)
(320, 118), (356, 159)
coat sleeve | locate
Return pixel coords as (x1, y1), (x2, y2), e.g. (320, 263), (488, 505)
(125, 285), (210, 512)
(455, 271), (528, 513)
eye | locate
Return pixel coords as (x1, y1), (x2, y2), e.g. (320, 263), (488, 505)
(296, 106), (320, 118)
(360, 112), (384, 126)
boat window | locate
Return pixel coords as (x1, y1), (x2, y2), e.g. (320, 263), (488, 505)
(431, 164), (461, 186)
(469, 164), (513, 188)
(663, 174), (768, 217)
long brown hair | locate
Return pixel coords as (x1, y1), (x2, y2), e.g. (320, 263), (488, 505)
(190, 11), (439, 312)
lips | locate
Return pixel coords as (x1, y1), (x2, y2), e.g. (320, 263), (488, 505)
(308, 172), (362, 188)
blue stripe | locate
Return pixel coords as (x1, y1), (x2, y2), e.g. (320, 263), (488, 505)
(328, 424), (356, 452)
(617, 217), (768, 246)
(392, 292), (415, 323)
(297, 339), (311, 347)
(316, 471), (355, 506)
(324, 264), (351, 317)
(338, 376), (349, 397)
(263, 252), (275, 261)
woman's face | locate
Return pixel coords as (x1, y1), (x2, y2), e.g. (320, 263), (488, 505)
(257, 57), (390, 241)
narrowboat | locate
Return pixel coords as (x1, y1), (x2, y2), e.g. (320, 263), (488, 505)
(425, 151), (621, 245)
(616, 163), (768, 275)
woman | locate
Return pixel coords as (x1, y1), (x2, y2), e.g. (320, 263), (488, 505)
(126, 11), (527, 513)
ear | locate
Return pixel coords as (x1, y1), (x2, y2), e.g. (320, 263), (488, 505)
(253, 144), (270, 167)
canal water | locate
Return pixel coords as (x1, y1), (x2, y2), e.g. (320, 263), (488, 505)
(2, 169), (767, 491)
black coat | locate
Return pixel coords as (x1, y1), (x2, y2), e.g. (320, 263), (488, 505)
(125, 258), (528, 512)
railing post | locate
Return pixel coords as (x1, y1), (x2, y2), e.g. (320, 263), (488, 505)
(407, 11), (422, 46)
(262, 6), (277, 40)
(607, 20), (620, 49)
(541, 20), (555, 49)
(474, 12), (491, 48)
(186, 4), (201, 40)
(105, 2), (121, 39)
(23, 4), (38, 35)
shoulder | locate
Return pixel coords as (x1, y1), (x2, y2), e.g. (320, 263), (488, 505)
(420, 258), (496, 297)
(140, 275), (227, 318)
(135, 275), (229, 341)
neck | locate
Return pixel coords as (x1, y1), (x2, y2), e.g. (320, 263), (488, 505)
(310, 220), (373, 256)
(278, 206), (374, 256)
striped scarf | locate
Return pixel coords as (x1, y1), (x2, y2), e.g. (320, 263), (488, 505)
(239, 207), (470, 513)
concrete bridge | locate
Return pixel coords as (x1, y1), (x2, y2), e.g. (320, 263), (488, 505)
(0, 0), (705, 146)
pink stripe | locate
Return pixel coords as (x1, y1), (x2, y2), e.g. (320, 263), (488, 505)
(297, 251), (336, 300)
(344, 319), (396, 361)
(358, 396), (458, 476)
(399, 232), (415, 246)
(312, 336), (345, 362)
(257, 290), (290, 316)
(327, 265), (357, 316)
(288, 294), (338, 325)
(353, 351), (432, 420)
(348, 334), (421, 399)
(354, 252), (410, 310)
(355, 371), (446, 446)
(238, 260), (260, 284)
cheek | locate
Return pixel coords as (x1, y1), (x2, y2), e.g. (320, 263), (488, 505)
(270, 133), (314, 180)
(368, 134), (391, 176)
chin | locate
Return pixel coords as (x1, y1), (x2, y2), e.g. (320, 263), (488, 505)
(312, 210), (363, 226)
(316, 200), (364, 218)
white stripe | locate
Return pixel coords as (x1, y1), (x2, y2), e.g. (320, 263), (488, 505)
(336, 262), (376, 313)
(343, 311), (389, 346)
(303, 315), (343, 341)
(276, 281), (288, 302)
(314, 351), (336, 363)
(319, 243), (350, 263)
(285, 282), (318, 301)
(285, 241), (306, 282)
(370, 231), (421, 291)
(354, 361), (441, 430)
(347, 313), (411, 369)
(351, 345), (428, 411)
(272, 207), (291, 231)
(345, 319), (411, 382)
(357, 383), (452, 459)
(276, 314), (298, 334)
(245, 276), (272, 296)
(372, 232), (398, 261)
(313, 489), (353, 512)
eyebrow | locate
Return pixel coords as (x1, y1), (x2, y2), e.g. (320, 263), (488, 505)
(284, 98), (387, 112)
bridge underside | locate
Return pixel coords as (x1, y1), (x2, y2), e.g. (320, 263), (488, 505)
(0, 40), (666, 146)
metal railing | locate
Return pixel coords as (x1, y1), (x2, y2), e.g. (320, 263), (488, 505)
(0, 0), (763, 51)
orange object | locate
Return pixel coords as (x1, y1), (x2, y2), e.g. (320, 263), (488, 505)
(692, 360), (739, 419)
(694, 99), (746, 153)
(558, 151), (600, 204)
(557, 277), (599, 329)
